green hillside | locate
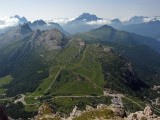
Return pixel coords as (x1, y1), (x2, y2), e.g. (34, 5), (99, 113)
(75, 25), (160, 53)
(75, 25), (160, 91)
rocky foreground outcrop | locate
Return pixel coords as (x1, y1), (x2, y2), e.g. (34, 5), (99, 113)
(34, 103), (61, 120)
(33, 103), (160, 120)
(126, 106), (160, 120)
(33, 103), (125, 120)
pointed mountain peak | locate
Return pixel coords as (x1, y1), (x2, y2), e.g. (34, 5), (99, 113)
(31, 19), (46, 26)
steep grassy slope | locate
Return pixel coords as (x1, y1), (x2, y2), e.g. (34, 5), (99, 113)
(49, 69), (103, 95)
(45, 40), (147, 97)
(115, 45), (160, 86)
(98, 47), (148, 94)
(0, 75), (13, 94)
(48, 41), (104, 96)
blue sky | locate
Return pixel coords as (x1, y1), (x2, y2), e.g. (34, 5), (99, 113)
(0, 0), (160, 21)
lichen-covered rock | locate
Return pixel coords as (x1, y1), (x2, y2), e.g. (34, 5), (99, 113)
(34, 103), (60, 120)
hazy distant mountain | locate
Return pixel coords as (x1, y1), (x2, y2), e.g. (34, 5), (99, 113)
(63, 13), (102, 34)
(1, 14), (160, 36)
(13, 15), (28, 24)
(124, 16), (148, 25)
(111, 19), (121, 23)
(110, 19), (122, 28)
(72, 13), (102, 22)
(118, 20), (160, 41)
(62, 14), (160, 34)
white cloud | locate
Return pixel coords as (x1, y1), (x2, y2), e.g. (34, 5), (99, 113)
(0, 16), (20, 29)
(86, 19), (111, 25)
(119, 17), (130, 22)
(46, 18), (75, 25)
(143, 17), (160, 23)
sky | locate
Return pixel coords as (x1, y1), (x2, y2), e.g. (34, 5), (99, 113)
(0, 0), (160, 21)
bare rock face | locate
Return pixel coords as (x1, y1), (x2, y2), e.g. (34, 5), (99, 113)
(156, 97), (160, 105)
(127, 111), (144, 120)
(69, 106), (82, 118)
(143, 106), (153, 116)
(38, 103), (54, 115)
(112, 107), (126, 118)
(126, 106), (160, 120)
(97, 104), (108, 110)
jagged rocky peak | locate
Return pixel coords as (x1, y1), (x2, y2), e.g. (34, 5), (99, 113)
(13, 15), (28, 24)
(31, 19), (47, 26)
(74, 13), (102, 22)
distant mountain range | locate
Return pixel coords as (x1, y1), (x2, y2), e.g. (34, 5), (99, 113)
(117, 20), (160, 41)
(1, 14), (160, 40)
(60, 13), (160, 39)
(0, 15), (68, 35)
